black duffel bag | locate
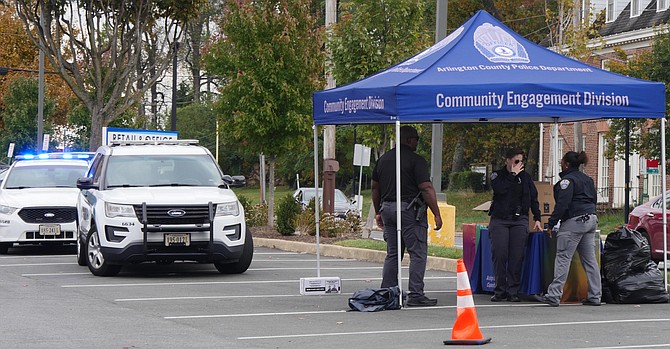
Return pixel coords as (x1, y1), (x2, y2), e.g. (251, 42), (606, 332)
(348, 286), (403, 312)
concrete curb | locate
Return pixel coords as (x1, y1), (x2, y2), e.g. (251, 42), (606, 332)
(255, 237), (458, 272)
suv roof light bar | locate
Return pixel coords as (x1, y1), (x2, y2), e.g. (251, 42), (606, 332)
(109, 139), (199, 147)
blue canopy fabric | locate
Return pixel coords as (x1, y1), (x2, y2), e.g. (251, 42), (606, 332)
(312, 10), (666, 125)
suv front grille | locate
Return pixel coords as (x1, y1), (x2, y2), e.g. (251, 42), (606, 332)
(133, 205), (211, 225)
(18, 207), (77, 224)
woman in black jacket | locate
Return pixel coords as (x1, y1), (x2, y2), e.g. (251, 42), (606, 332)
(488, 148), (542, 302)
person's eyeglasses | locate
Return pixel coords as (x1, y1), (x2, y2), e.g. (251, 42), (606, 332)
(514, 159), (521, 164)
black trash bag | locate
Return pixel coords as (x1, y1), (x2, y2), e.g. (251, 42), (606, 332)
(348, 286), (404, 312)
(608, 261), (669, 304)
(602, 226), (651, 284)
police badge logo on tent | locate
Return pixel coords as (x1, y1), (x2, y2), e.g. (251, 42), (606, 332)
(474, 23), (530, 64)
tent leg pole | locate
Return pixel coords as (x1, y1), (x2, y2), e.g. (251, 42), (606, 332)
(313, 125), (321, 277)
(395, 121), (403, 306)
(661, 118), (667, 289)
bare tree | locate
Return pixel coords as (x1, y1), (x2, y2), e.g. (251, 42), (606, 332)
(14, 0), (200, 149)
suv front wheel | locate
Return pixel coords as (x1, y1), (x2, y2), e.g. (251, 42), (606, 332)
(86, 227), (121, 276)
(214, 231), (253, 274)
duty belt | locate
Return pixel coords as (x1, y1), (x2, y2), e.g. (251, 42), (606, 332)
(575, 213), (594, 223)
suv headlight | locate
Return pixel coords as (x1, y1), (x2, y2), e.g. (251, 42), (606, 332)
(0, 204), (17, 215)
(216, 201), (239, 217)
(105, 202), (136, 218)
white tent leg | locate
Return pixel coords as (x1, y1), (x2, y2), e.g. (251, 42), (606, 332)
(661, 118), (667, 288)
(313, 125), (321, 277)
(395, 121), (403, 306)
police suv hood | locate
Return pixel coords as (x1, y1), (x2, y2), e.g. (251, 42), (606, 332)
(0, 188), (81, 208)
(99, 186), (239, 205)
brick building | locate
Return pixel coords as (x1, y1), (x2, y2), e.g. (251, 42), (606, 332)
(539, 0), (669, 209)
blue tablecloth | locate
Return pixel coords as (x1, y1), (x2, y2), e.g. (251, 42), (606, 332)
(469, 228), (546, 295)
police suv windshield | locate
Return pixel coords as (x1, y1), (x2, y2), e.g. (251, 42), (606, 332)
(4, 164), (88, 189)
(105, 154), (224, 187)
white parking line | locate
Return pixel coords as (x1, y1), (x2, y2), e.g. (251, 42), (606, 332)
(115, 290), (456, 302)
(61, 276), (453, 288)
(248, 267), (382, 271)
(168, 309), (349, 319)
(22, 272), (90, 276)
(0, 262), (76, 267)
(0, 254), (74, 259)
(253, 252), (299, 255)
(236, 318), (670, 340)
(577, 345), (670, 349)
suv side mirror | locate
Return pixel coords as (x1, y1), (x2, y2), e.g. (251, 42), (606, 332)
(77, 177), (98, 190)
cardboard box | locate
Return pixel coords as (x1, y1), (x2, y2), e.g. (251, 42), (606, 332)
(299, 277), (342, 295)
(531, 181), (555, 231)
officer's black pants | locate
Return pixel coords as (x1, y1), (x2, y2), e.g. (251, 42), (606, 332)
(488, 216), (529, 298)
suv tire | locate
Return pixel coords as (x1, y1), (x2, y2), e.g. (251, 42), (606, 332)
(86, 227), (121, 276)
(0, 242), (11, 254)
(214, 231), (253, 274)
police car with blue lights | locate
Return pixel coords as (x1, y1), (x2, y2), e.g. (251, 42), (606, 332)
(0, 152), (94, 254)
(75, 140), (252, 276)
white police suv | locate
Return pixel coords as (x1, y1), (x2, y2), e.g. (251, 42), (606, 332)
(76, 140), (252, 276)
(0, 153), (93, 254)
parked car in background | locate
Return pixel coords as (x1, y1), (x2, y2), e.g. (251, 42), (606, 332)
(223, 174), (246, 188)
(0, 153), (93, 254)
(292, 187), (359, 218)
(627, 191), (670, 262)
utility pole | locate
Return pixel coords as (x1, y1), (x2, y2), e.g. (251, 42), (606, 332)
(431, 0), (447, 201)
(37, 6), (45, 151)
(323, 0), (338, 214)
(171, 42), (179, 131)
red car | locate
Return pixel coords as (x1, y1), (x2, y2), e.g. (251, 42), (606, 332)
(627, 191), (670, 262)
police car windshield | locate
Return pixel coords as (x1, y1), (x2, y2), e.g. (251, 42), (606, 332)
(4, 164), (88, 189)
(105, 154), (223, 187)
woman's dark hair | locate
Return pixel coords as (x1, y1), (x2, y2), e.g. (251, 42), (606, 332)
(505, 148), (524, 159)
(563, 151), (588, 168)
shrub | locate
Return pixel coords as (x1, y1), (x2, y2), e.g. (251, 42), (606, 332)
(244, 200), (268, 228)
(275, 193), (302, 235)
(294, 198), (363, 238)
(448, 171), (485, 192)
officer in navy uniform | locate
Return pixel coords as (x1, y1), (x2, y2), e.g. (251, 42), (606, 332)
(371, 125), (443, 307)
(539, 151), (601, 307)
(488, 148), (542, 302)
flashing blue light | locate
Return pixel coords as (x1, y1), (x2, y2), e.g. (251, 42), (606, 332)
(62, 153), (73, 159)
(38, 154), (49, 159)
(22, 154), (35, 159)
(76, 154), (91, 159)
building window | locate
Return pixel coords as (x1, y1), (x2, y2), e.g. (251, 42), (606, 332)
(659, 0), (668, 12)
(632, 0), (641, 16)
(607, 0), (616, 22)
(648, 173), (661, 198)
(597, 133), (610, 203)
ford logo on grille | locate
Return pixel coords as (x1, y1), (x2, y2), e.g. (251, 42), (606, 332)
(44, 213), (55, 218)
(167, 209), (186, 217)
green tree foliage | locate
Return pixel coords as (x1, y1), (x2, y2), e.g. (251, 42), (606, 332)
(605, 32), (670, 161)
(204, 0), (324, 225)
(0, 77), (54, 157)
(176, 102), (215, 155)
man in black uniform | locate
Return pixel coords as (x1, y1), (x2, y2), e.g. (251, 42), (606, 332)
(488, 148), (542, 302)
(371, 125), (443, 307)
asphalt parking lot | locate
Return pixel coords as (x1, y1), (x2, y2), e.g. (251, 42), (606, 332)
(1, 243), (669, 349)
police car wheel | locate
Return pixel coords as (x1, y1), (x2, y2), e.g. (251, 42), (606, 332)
(0, 242), (11, 254)
(76, 234), (87, 266)
(214, 231), (253, 274)
(86, 227), (121, 276)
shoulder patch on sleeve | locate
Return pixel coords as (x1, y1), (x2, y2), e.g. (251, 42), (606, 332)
(559, 179), (570, 189)
(490, 172), (498, 180)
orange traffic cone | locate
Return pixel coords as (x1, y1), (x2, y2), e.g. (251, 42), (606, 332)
(444, 259), (491, 345)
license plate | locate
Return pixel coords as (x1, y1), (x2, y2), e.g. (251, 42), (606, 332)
(165, 233), (190, 246)
(39, 225), (61, 236)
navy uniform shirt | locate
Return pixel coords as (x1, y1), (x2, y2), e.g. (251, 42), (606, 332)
(547, 167), (597, 228)
(372, 144), (431, 203)
(489, 168), (541, 222)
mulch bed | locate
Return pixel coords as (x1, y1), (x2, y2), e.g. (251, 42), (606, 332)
(249, 225), (364, 244)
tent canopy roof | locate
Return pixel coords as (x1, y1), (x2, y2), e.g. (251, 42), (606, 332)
(312, 11), (666, 125)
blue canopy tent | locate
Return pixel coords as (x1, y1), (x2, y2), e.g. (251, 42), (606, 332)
(311, 10), (667, 303)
